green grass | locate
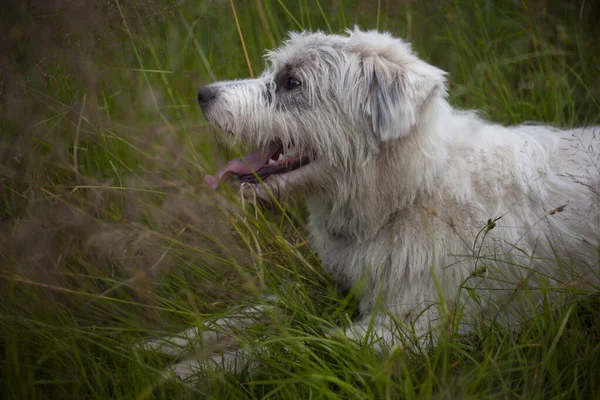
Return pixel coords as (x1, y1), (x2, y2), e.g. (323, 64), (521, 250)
(1, 0), (600, 398)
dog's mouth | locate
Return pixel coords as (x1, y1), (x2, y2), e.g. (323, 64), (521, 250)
(205, 142), (312, 189)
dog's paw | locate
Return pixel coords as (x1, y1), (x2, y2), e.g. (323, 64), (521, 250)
(136, 327), (198, 357)
(136, 325), (235, 357)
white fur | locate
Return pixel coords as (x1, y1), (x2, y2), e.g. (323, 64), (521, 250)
(146, 28), (600, 378)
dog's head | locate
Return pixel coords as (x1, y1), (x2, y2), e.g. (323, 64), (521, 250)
(200, 28), (447, 195)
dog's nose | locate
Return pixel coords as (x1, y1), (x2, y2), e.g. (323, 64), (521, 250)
(197, 85), (219, 106)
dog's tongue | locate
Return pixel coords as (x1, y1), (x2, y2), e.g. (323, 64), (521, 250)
(205, 142), (281, 189)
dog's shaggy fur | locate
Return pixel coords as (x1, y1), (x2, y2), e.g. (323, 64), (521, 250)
(147, 28), (599, 378)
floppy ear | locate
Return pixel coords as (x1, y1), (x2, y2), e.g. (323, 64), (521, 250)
(345, 29), (447, 141)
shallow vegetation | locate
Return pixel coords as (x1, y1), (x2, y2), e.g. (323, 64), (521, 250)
(1, 0), (599, 398)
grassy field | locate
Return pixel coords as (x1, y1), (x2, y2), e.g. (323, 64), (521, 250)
(1, 0), (600, 398)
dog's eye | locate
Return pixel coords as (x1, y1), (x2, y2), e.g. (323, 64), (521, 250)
(286, 76), (301, 89)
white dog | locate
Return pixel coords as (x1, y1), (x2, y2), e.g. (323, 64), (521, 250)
(147, 28), (599, 379)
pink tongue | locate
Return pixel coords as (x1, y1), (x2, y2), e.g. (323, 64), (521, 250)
(205, 142), (281, 189)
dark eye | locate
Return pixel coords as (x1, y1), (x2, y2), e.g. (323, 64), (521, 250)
(286, 76), (301, 89)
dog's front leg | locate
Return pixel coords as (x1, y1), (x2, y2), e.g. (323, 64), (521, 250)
(169, 347), (260, 382)
(140, 299), (276, 357)
(341, 316), (399, 352)
(342, 314), (434, 352)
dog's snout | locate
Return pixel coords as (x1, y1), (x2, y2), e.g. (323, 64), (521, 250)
(198, 85), (219, 106)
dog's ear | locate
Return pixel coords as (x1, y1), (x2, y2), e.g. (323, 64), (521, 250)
(345, 29), (447, 141)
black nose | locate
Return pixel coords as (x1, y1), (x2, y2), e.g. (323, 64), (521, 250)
(197, 85), (219, 106)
